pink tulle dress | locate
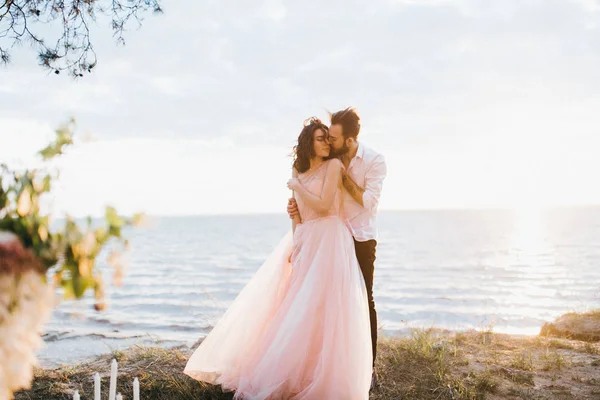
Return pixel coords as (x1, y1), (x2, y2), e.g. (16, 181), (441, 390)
(184, 159), (372, 399)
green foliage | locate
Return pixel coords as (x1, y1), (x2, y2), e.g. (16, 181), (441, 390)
(1, 1), (163, 77)
(0, 120), (143, 309)
(38, 119), (75, 160)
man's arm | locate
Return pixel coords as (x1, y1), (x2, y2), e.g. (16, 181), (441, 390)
(342, 155), (387, 211)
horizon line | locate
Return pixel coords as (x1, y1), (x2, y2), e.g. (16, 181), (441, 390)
(59, 203), (600, 219)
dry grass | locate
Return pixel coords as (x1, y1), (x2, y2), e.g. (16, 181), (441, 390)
(565, 310), (600, 321)
(369, 329), (477, 400)
(15, 346), (233, 400)
(509, 351), (535, 371)
(547, 339), (575, 351)
(540, 310), (600, 342)
(583, 342), (599, 355)
(15, 329), (600, 400)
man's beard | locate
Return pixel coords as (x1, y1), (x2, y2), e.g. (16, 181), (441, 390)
(330, 143), (350, 157)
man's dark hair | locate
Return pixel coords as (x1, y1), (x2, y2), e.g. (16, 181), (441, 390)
(330, 107), (360, 139)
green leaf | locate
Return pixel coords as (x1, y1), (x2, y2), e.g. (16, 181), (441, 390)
(72, 275), (92, 298)
(61, 279), (76, 300)
(0, 186), (6, 210)
(106, 206), (125, 238)
(38, 123), (75, 160)
(109, 225), (122, 237)
(95, 226), (109, 243)
(105, 206), (124, 227)
(42, 175), (52, 192)
(39, 145), (62, 160)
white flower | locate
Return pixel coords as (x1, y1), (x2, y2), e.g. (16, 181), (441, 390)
(17, 189), (32, 216)
(0, 271), (53, 398)
(80, 231), (97, 256)
(78, 258), (92, 276)
(0, 231), (18, 245)
(107, 251), (122, 269)
(38, 226), (48, 242)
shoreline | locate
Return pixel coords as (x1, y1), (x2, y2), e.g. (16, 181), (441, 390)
(35, 325), (547, 369)
(17, 315), (600, 399)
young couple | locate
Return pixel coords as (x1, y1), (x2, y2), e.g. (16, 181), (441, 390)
(184, 107), (387, 399)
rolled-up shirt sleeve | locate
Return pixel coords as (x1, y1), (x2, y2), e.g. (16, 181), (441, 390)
(362, 154), (387, 212)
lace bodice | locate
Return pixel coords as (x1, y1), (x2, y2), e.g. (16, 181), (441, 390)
(295, 160), (343, 223)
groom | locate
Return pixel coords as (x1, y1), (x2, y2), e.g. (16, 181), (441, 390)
(287, 107), (387, 389)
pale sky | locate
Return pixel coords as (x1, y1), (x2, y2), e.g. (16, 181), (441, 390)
(2, 0), (600, 216)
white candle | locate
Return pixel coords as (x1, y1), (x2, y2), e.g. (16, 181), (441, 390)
(73, 390), (80, 400)
(133, 377), (140, 400)
(109, 359), (118, 400)
(94, 372), (101, 400)
(116, 394), (123, 400)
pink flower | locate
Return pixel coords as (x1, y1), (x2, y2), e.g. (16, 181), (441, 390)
(0, 231), (44, 276)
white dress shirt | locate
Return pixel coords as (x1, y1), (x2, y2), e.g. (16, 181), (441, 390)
(342, 142), (387, 242)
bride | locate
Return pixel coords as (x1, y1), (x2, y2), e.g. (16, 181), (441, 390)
(184, 117), (372, 399)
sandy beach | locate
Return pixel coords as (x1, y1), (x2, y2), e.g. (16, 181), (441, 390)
(16, 312), (600, 400)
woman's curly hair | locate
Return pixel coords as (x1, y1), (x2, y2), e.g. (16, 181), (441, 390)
(292, 117), (329, 173)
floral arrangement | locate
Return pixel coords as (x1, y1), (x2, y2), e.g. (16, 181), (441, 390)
(0, 120), (142, 398)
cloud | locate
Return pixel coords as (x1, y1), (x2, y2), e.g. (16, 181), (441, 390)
(571, 0), (600, 12)
(45, 137), (293, 216)
(260, 0), (287, 22)
(0, 118), (56, 165)
(2, 0), (600, 213)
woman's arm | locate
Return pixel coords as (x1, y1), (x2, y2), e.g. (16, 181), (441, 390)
(292, 159), (342, 213)
(291, 168), (302, 234)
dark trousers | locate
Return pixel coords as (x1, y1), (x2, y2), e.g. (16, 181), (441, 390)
(354, 239), (377, 367)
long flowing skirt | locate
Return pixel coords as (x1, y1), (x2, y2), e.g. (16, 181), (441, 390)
(184, 216), (372, 399)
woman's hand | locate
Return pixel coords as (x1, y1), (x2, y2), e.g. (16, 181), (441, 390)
(287, 198), (299, 219)
(287, 178), (302, 191)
